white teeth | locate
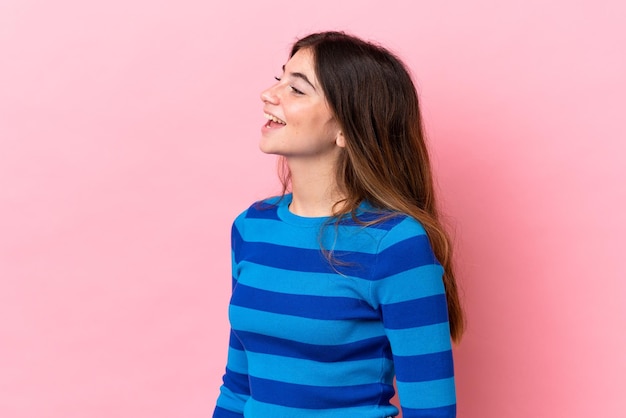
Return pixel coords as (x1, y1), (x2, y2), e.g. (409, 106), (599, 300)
(264, 113), (286, 125)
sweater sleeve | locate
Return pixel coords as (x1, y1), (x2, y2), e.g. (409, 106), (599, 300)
(213, 222), (250, 418)
(370, 217), (456, 418)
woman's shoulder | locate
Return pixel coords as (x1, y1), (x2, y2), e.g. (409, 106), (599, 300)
(353, 203), (427, 235)
(233, 195), (288, 224)
(352, 208), (431, 254)
(340, 206), (429, 251)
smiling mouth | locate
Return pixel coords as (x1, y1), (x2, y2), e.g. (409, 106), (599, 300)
(264, 113), (286, 128)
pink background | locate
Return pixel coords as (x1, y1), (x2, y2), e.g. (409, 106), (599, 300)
(1, 1), (624, 417)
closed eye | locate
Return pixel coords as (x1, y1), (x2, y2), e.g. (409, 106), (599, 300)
(290, 86), (304, 95)
(274, 76), (305, 95)
(274, 76), (304, 95)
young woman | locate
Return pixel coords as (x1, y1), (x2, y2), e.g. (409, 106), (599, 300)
(213, 31), (464, 418)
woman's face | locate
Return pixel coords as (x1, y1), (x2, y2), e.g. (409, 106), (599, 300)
(259, 48), (343, 161)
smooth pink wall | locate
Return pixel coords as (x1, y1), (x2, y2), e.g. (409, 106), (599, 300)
(1, 1), (624, 417)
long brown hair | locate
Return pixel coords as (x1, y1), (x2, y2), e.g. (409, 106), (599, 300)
(282, 31), (464, 342)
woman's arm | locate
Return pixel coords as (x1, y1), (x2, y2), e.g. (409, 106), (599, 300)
(212, 330), (250, 418)
(213, 222), (250, 418)
(371, 217), (456, 418)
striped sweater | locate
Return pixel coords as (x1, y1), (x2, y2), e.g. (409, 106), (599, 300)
(213, 195), (456, 418)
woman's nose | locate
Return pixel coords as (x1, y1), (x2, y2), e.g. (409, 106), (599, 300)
(260, 85), (279, 104)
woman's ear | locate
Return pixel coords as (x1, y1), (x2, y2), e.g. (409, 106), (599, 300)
(336, 132), (346, 148)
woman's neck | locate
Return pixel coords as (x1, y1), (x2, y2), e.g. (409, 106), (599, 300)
(286, 158), (345, 217)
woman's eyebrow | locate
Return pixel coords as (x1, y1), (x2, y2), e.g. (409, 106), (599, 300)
(282, 64), (317, 91)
